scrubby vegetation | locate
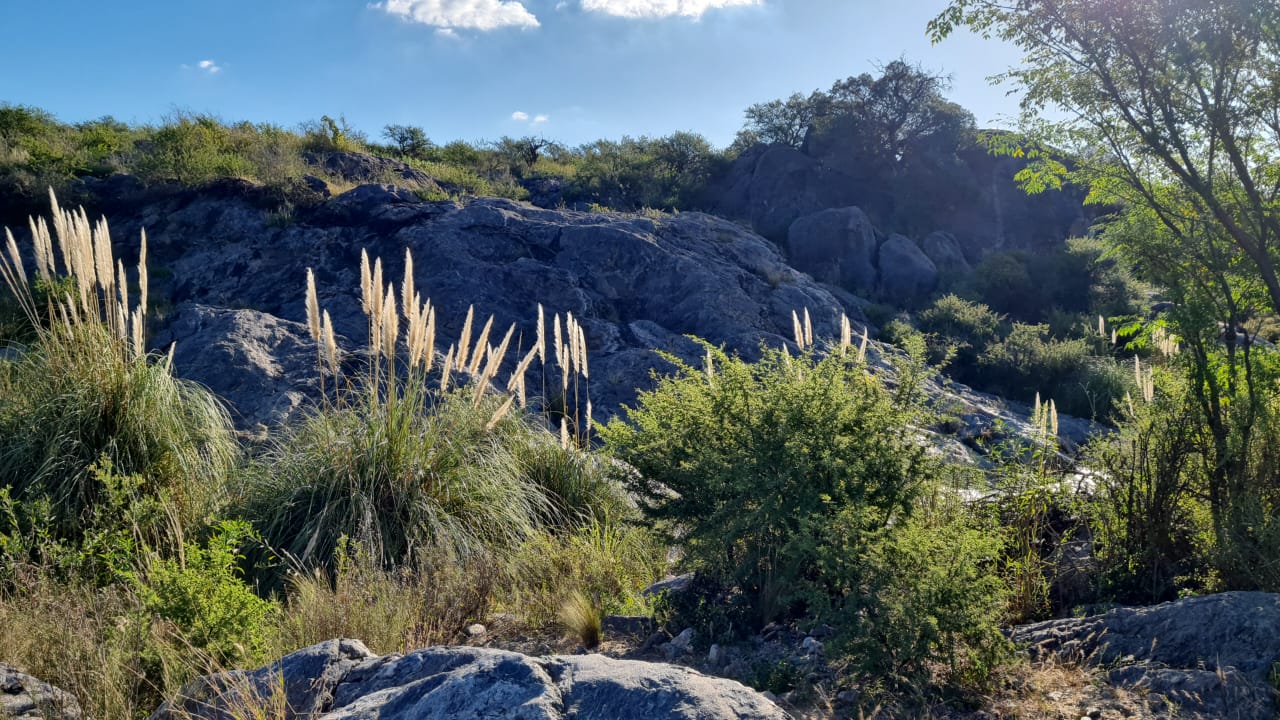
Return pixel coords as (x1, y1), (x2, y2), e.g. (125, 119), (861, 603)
(2, 2), (1279, 715)
(0, 103), (726, 220)
(600, 336), (1010, 691)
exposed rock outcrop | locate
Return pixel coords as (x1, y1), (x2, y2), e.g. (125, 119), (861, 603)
(785, 206), (878, 295)
(302, 151), (445, 196)
(0, 664), (82, 720)
(152, 305), (328, 436)
(920, 231), (971, 276)
(153, 641), (791, 720)
(31, 178), (1100, 455)
(84, 183), (855, 430)
(712, 145), (859, 243)
(1011, 592), (1280, 719)
(877, 234), (937, 304)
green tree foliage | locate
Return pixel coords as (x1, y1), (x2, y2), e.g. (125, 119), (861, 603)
(931, 0), (1280, 315)
(382, 124), (433, 159)
(934, 0), (1280, 596)
(740, 91), (828, 147)
(739, 61), (976, 231)
(570, 132), (717, 210)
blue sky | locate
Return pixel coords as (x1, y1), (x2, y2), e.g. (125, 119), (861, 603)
(0, 0), (1023, 148)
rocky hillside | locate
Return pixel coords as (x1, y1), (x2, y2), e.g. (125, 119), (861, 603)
(34, 173), (1092, 454)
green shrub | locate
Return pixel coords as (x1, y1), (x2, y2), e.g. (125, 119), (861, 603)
(298, 115), (366, 153)
(976, 323), (1131, 420)
(130, 520), (278, 668)
(1084, 375), (1211, 603)
(916, 294), (1003, 369)
(135, 114), (256, 184)
(817, 514), (1009, 689)
(600, 340), (1006, 689)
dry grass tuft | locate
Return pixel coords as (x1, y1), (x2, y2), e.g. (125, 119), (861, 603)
(559, 589), (603, 649)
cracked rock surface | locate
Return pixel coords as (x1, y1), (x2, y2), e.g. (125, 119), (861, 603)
(151, 641), (791, 720)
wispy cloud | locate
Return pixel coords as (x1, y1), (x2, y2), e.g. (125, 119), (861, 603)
(511, 111), (550, 124)
(376, 0), (539, 31)
(580, 0), (758, 19)
(181, 59), (223, 74)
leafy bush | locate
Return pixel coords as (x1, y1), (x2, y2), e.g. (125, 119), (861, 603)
(1084, 374), (1211, 603)
(818, 514), (1009, 688)
(977, 323), (1131, 420)
(600, 340), (1006, 689)
(298, 114), (366, 153)
(130, 520), (278, 667)
(135, 113), (257, 184)
(916, 294), (1003, 369)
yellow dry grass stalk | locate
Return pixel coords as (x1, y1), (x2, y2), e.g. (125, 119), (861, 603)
(467, 316), (494, 377)
(1133, 356), (1155, 403)
(0, 189), (149, 360)
(303, 248), (593, 439)
(456, 305), (475, 370)
(1031, 393), (1059, 446)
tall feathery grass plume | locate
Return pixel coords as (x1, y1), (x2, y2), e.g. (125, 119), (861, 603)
(256, 248), (616, 576)
(299, 249), (594, 441)
(0, 191), (236, 542)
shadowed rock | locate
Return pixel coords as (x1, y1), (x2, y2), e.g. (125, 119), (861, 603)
(1011, 592), (1280, 719)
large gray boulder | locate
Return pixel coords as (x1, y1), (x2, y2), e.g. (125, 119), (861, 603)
(711, 145), (860, 243)
(785, 207), (878, 294)
(152, 305), (329, 435)
(152, 639), (376, 720)
(157, 642), (791, 720)
(920, 231), (971, 277)
(877, 234), (938, 304)
(1011, 592), (1280, 719)
(0, 664), (83, 720)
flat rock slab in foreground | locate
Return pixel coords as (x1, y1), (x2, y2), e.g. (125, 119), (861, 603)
(152, 640), (790, 720)
(1011, 591), (1280, 719)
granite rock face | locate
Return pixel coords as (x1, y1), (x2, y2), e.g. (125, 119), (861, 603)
(37, 179), (1099, 456)
(0, 664), (83, 720)
(1011, 592), (1280, 720)
(79, 182), (856, 430)
(154, 642), (792, 720)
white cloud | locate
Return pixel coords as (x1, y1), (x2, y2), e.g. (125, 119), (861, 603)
(182, 59), (223, 74)
(376, 0), (538, 30)
(512, 111), (530, 121)
(435, 27), (458, 37)
(580, 0), (758, 18)
(533, 114), (549, 124)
